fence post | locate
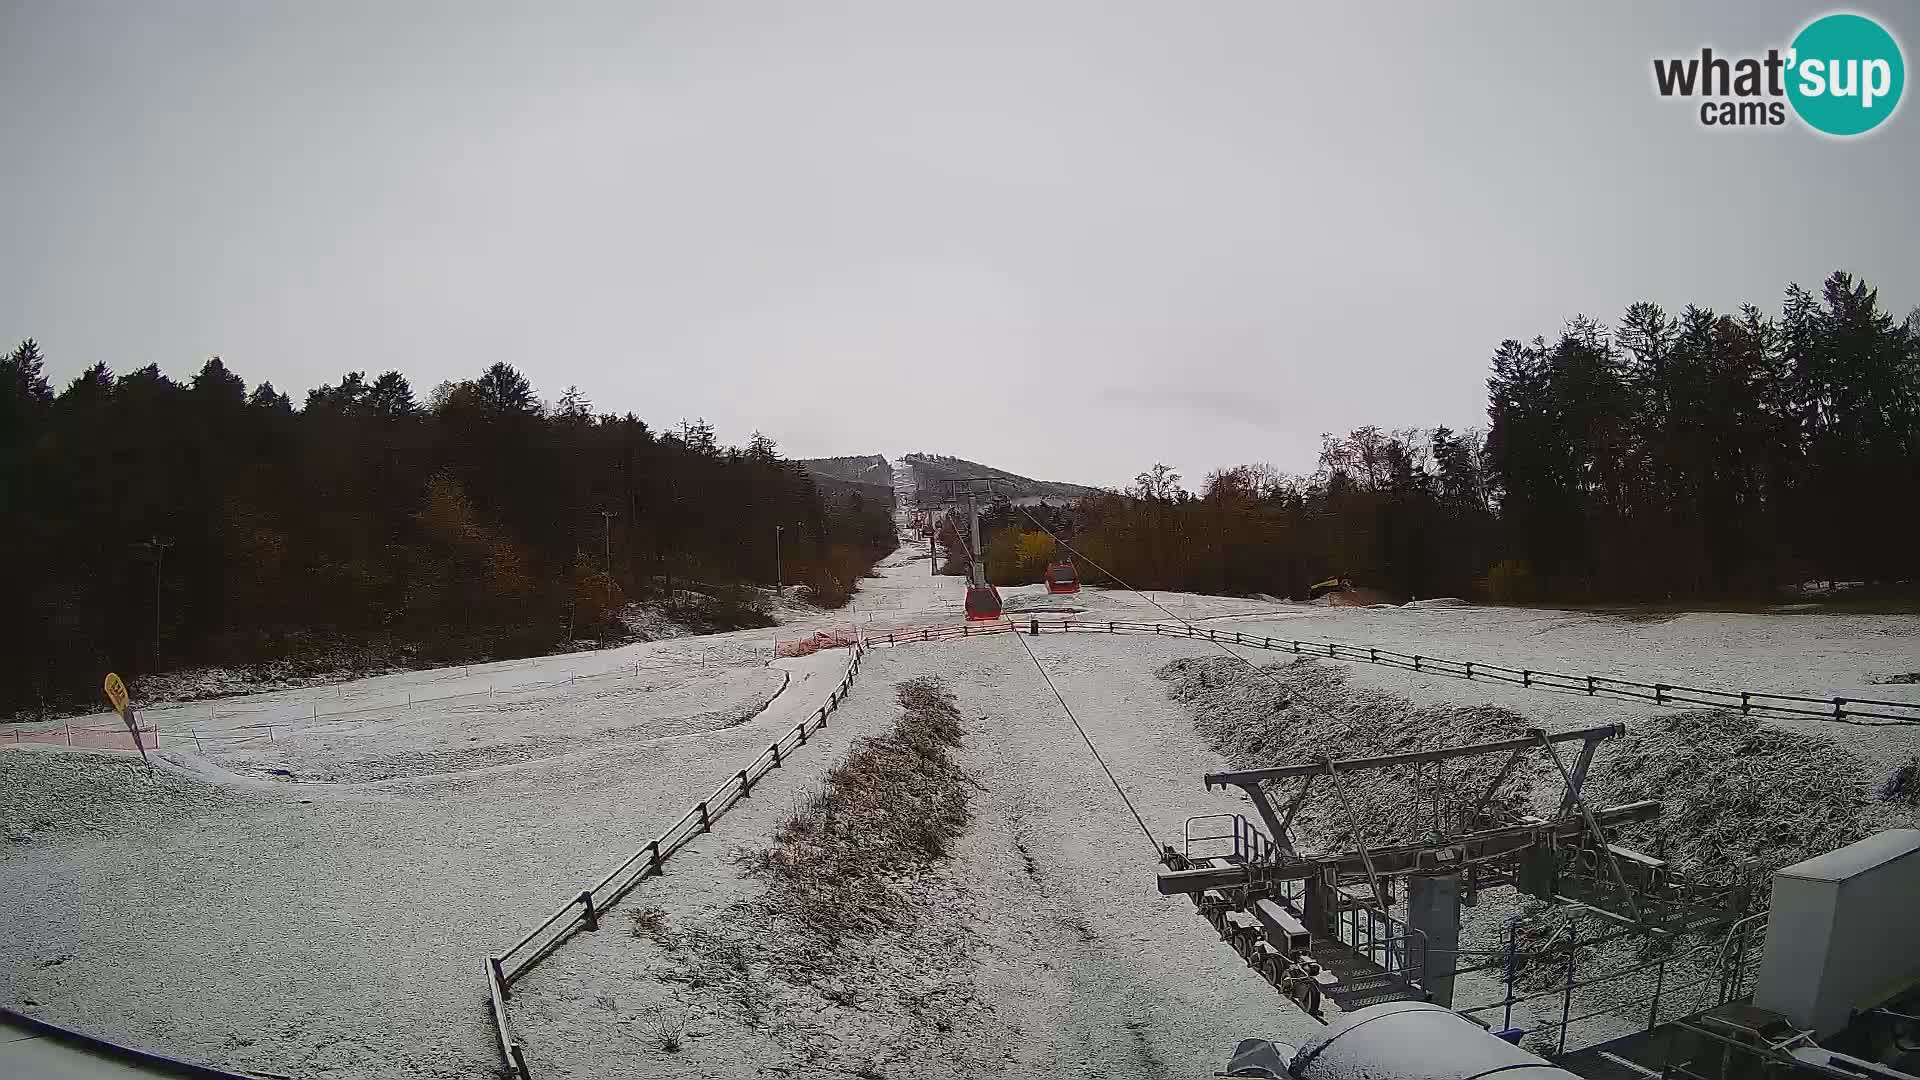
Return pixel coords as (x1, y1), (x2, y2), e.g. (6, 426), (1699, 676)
(698, 802), (711, 832)
(796, 722), (807, 746)
(649, 840), (662, 874)
(770, 742), (782, 767)
(1655, 684), (1666, 705)
(1740, 691), (1750, 714)
(1731, 923), (1750, 999)
(1369, 647), (1377, 662)
(1414, 655), (1422, 672)
(737, 768), (750, 796)
(1522, 670), (1531, 688)
(1465, 662), (1474, 680)
(490, 954), (511, 1000)
(817, 706), (827, 730)
(1030, 618), (1039, 637)
(578, 890), (599, 932)
(1834, 698), (1846, 720)
(1502, 921), (1518, 1031)
(1587, 675), (1595, 696)
(1649, 954), (1666, 1029)
(1559, 923), (1578, 1055)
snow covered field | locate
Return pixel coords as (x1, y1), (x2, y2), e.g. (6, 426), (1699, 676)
(5, 510), (1920, 1079)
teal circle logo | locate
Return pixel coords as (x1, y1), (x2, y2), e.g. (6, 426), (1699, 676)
(1787, 13), (1904, 136)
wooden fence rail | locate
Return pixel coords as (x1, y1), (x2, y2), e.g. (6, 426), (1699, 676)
(484, 641), (866, 1079)
(860, 617), (1920, 726)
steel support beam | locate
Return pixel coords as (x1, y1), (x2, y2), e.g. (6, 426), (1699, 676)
(1205, 724), (1626, 788)
(1157, 800), (1661, 897)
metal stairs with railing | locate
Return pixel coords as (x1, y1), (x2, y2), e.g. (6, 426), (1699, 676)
(1311, 935), (1424, 1010)
(1173, 814), (1428, 1016)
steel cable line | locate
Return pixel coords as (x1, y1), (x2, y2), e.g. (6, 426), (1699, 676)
(985, 489), (1785, 1013)
(991, 484), (1526, 868)
(1007, 623), (1163, 857)
(948, 501), (1161, 854)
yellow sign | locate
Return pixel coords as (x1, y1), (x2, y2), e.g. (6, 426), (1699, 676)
(103, 672), (129, 717)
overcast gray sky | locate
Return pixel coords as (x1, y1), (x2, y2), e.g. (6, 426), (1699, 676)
(4, 2), (1915, 488)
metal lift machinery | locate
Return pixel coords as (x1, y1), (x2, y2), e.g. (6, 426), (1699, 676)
(1158, 724), (1756, 1019)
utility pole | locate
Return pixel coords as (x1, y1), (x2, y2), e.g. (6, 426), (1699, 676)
(137, 537), (173, 669)
(967, 494), (986, 587)
(600, 510), (617, 642)
(774, 524), (784, 591)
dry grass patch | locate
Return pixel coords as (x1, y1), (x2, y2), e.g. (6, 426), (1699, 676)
(747, 677), (969, 938)
(627, 906), (667, 938)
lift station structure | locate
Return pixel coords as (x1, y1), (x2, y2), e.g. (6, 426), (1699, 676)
(1159, 723), (1762, 1019)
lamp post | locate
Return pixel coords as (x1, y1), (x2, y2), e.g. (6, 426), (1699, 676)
(136, 537), (173, 668)
(599, 510), (617, 644)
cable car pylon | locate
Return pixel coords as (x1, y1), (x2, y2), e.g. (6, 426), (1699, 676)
(943, 478), (1002, 621)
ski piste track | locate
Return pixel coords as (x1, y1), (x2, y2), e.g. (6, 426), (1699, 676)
(474, 614), (1920, 1079)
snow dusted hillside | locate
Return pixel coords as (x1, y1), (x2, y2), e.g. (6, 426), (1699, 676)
(4, 527), (1919, 1078)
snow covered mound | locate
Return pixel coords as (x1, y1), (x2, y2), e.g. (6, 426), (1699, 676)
(1157, 656), (1539, 850)
(1156, 654), (1917, 885)
(1001, 591), (1087, 614)
(1586, 711), (1879, 883)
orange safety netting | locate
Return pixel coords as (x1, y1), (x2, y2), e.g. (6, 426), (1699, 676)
(4, 721), (159, 752)
(772, 630), (863, 658)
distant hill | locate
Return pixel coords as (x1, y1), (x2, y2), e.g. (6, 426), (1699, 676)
(796, 455), (894, 503)
(902, 453), (1101, 505)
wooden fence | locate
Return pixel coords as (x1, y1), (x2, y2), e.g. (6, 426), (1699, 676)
(484, 640), (866, 1079)
(865, 617), (1920, 726)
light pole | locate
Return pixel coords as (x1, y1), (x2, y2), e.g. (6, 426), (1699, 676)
(600, 510), (617, 643)
(137, 537), (173, 669)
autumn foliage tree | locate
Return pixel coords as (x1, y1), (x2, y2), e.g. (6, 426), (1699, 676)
(0, 352), (894, 717)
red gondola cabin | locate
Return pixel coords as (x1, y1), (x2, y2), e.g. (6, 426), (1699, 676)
(964, 584), (1003, 621)
(1044, 561), (1081, 594)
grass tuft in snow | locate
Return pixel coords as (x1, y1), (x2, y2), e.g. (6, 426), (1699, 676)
(1880, 757), (1920, 807)
(639, 1010), (687, 1052)
(627, 906), (668, 938)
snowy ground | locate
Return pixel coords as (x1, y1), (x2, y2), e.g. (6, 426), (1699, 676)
(6, 505), (1920, 1078)
(509, 631), (1316, 1080)
(0, 639), (855, 1079)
